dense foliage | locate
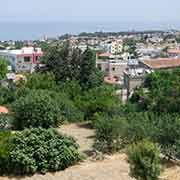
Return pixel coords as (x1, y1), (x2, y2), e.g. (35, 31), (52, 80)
(0, 86), (15, 105)
(94, 69), (180, 163)
(131, 69), (180, 113)
(79, 48), (103, 89)
(93, 114), (123, 153)
(43, 42), (82, 82)
(0, 129), (82, 175)
(128, 140), (161, 180)
(24, 72), (57, 90)
(76, 85), (120, 119)
(0, 114), (14, 130)
(12, 90), (61, 129)
(0, 131), (13, 174)
(0, 58), (8, 80)
(43, 42), (103, 90)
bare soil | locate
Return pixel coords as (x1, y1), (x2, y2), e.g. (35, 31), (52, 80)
(0, 122), (180, 180)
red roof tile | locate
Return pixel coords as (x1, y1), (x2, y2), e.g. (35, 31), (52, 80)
(141, 58), (180, 69)
(168, 49), (180, 54)
(98, 53), (112, 57)
(0, 106), (9, 114)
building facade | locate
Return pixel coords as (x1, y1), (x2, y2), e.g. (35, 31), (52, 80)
(0, 47), (43, 72)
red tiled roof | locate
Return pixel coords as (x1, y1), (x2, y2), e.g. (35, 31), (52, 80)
(0, 106), (9, 114)
(104, 76), (119, 84)
(168, 49), (180, 54)
(98, 53), (112, 57)
(141, 58), (180, 69)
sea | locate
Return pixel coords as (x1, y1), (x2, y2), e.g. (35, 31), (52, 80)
(0, 21), (180, 41)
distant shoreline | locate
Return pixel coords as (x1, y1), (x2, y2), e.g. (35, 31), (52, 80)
(0, 21), (179, 41)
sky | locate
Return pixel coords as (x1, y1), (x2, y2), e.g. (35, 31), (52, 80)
(1, 0), (180, 22)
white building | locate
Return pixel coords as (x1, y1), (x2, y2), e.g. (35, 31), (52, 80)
(110, 40), (123, 54)
(0, 47), (43, 73)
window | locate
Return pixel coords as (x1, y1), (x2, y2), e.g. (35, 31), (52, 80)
(112, 67), (115, 71)
(97, 64), (102, 70)
(24, 56), (31, 62)
(17, 57), (23, 63)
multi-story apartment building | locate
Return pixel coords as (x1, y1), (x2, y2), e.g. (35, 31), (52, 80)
(0, 47), (43, 73)
(100, 40), (123, 55)
(96, 53), (128, 84)
(124, 58), (180, 96)
(110, 40), (123, 54)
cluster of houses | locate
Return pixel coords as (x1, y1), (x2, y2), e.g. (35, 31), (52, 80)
(96, 49), (180, 100)
(1, 30), (180, 102)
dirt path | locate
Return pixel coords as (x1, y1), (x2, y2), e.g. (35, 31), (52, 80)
(59, 123), (95, 156)
(1, 122), (180, 180)
(2, 154), (131, 180)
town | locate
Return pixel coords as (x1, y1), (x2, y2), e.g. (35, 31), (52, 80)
(0, 30), (180, 101)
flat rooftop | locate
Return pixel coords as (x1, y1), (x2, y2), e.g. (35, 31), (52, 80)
(140, 58), (180, 69)
(168, 49), (180, 54)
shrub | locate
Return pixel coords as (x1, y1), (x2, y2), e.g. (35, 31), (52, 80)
(153, 114), (180, 159)
(0, 58), (8, 80)
(0, 131), (13, 174)
(0, 128), (81, 175)
(0, 87), (15, 105)
(120, 112), (156, 144)
(76, 85), (120, 119)
(131, 69), (180, 113)
(47, 91), (84, 122)
(0, 114), (14, 130)
(58, 80), (82, 100)
(25, 72), (57, 90)
(12, 90), (62, 129)
(94, 114), (125, 153)
(127, 140), (161, 180)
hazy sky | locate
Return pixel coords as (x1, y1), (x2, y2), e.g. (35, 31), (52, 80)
(1, 0), (180, 22)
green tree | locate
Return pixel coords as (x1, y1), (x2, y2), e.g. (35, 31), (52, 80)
(79, 48), (98, 89)
(43, 42), (81, 82)
(76, 85), (120, 119)
(25, 72), (57, 90)
(128, 140), (161, 180)
(0, 58), (8, 80)
(132, 69), (180, 113)
(12, 90), (61, 129)
(0, 86), (15, 105)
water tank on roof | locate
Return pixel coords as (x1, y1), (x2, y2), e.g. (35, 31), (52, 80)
(128, 59), (139, 66)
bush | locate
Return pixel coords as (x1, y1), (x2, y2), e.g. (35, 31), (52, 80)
(153, 114), (180, 159)
(127, 140), (161, 180)
(76, 85), (121, 119)
(58, 80), (82, 100)
(24, 72), (57, 90)
(43, 91), (84, 123)
(120, 112), (156, 144)
(0, 128), (82, 175)
(0, 114), (14, 130)
(0, 87), (15, 105)
(94, 114), (125, 153)
(0, 131), (13, 174)
(131, 69), (180, 113)
(93, 112), (157, 153)
(0, 58), (8, 80)
(12, 90), (62, 129)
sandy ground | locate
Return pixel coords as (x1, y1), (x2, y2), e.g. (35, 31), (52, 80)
(59, 123), (95, 155)
(0, 122), (180, 180)
(1, 154), (131, 180)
